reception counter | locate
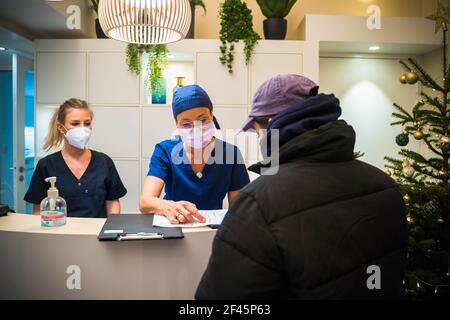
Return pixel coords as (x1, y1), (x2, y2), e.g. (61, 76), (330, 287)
(0, 213), (216, 299)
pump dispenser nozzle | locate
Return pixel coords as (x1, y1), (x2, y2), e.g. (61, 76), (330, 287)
(45, 176), (59, 199)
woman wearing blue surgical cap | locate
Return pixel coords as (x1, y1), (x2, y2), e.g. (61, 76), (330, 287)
(139, 85), (250, 224)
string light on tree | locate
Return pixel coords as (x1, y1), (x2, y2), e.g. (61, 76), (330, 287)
(441, 135), (450, 145)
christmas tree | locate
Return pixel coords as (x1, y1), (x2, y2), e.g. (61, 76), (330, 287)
(384, 1), (450, 299)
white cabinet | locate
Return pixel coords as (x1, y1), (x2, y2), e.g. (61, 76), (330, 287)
(36, 52), (86, 103)
(213, 106), (248, 160)
(35, 105), (59, 158)
(141, 108), (176, 158)
(141, 159), (166, 199)
(113, 160), (140, 213)
(196, 53), (249, 105)
(88, 52), (140, 105)
(89, 106), (140, 158)
(250, 53), (303, 101)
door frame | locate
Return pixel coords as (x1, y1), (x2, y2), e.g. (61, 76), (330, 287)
(12, 53), (34, 213)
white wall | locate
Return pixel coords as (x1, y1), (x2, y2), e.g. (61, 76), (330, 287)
(319, 56), (424, 170)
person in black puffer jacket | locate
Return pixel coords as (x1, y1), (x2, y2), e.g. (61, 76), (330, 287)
(196, 74), (407, 300)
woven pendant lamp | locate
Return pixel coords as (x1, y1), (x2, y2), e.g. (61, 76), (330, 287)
(98, 0), (191, 45)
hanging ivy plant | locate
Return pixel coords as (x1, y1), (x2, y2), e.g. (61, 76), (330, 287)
(125, 43), (168, 100)
(218, 0), (260, 74)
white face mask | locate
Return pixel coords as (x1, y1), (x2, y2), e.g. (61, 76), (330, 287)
(64, 126), (92, 150)
(179, 121), (214, 149)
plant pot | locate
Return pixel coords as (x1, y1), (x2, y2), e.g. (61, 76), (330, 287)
(185, 5), (195, 39)
(263, 18), (287, 40)
(95, 18), (108, 39)
(151, 77), (167, 104)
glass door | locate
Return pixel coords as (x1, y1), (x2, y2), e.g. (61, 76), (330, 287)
(0, 52), (34, 213)
(0, 53), (14, 209)
(12, 54), (34, 213)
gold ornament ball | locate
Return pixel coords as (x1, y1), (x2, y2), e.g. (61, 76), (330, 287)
(399, 74), (408, 84)
(438, 170), (446, 177)
(440, 135), (450, 144)
(407, 214), (414, 224)
(413, 130), (423, 140)
(406, 71), (419, 84)
(385, 169), (392, 177)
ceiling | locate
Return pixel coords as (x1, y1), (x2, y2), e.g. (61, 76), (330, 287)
(0, 51), (12, 69)
(0, 0), (93, 40)
(0, 26), (34, 58)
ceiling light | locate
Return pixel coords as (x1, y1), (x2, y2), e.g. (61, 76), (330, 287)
(98, 0), (191, 45)
(0, 47), (6, 51)
(369, 46), (380, 51)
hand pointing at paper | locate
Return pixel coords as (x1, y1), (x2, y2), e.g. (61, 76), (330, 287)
(160, 200), (206, 224)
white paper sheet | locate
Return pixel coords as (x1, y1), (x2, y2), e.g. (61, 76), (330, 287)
(152, 209), (228, 228)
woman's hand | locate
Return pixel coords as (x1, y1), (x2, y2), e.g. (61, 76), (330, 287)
(160, 200), (206, 224)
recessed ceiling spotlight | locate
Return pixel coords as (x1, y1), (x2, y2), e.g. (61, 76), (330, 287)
(369, 46), (380, 51)
(0, 47), (6, 51)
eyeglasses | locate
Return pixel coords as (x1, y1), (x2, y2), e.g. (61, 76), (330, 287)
(178, 118), (212, 129)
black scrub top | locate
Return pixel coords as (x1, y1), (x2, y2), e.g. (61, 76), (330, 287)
(24, 150), (127, 218)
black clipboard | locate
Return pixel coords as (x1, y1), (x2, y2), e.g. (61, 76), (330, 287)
(97, 214), (184, 241)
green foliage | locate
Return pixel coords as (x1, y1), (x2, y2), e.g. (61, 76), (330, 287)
(256, 0), (297, 18)
(384, 30), (450, 298)
(126, 44), (168, 100)
(90, 0), (99, 15)
(218, 0), (260, 73)
(354, 151), (365, 159)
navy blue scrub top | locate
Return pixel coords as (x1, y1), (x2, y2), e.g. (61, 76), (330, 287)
(148, 137), (250, 210)
(24, 150), (127, 218)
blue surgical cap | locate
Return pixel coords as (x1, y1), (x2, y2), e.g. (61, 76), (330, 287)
(172, 84), (220, 129)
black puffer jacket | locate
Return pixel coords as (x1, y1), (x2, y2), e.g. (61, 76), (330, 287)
(196, 120), (407, 299)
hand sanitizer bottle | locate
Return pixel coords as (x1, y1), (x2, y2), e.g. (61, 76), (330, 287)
(40, 177), (67, 228)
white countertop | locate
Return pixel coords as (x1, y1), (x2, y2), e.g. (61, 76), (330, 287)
(0, 213), (214, 235)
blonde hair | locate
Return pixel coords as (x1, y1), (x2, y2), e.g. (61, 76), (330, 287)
(43, 98), (93, 151)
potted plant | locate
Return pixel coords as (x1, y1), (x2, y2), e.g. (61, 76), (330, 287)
(256, 0), (297, 40)
(90, 0), (107, 38)
(126, 44), (169, 104)
(186, 0), (207, 39)
(218, 0), (260, 74)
